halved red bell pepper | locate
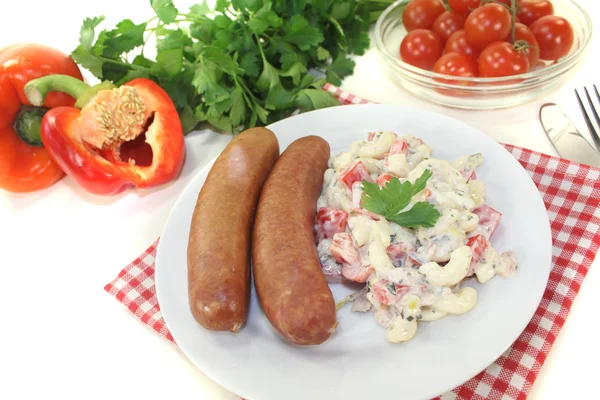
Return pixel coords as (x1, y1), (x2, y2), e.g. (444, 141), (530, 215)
(24, 74), (185, 195)
(0, 43), (83, 193)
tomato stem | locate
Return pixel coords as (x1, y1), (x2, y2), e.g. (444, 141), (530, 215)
(510, 0), (517, 43)
(513, 39), (533, 54)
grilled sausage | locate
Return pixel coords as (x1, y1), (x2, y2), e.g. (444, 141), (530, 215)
(252, 135), (337, 345)
(187, 127), (279, 332)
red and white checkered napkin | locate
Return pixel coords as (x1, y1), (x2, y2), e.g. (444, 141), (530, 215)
(105, 85), (600, 400)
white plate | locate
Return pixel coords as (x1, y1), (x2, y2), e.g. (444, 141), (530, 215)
(155, 104), (552, 400)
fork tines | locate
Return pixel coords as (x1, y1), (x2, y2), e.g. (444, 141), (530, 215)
(575, 84), (600, 149)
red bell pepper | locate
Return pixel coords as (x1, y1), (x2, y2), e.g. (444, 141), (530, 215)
(0, 43), (84, 193)
(314, 207), (349, 242)
(24, 74), (185, 195)
(338, 160), (371, 189)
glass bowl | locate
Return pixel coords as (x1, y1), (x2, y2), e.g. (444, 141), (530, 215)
(373, 0), (593, 110)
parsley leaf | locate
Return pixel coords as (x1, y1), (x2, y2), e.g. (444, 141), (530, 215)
(203, 46), (244, 75)
(257, 59), (280, 92)
(102, 20), (147, 58)
(316, 46), (331, 61)
(362, 178), (414, 220)
(254, 103), (269, 124)
(294, 89), (340, 112)
(189, 1), (211, 17)
(330, 52), (355, 78)
(153, 48), (183, 77)
(156, 28), (190, 52)
(80, 16), (105, 51)
(361, 171), (440, 229)
(283, 15), (324, 51)
(71, 46), (105, 77)
(151, 0), (179, 24)
(265, 84), (294, 110)
(280, 61), (307, 86)
(391, 202), (440, 229)
(240, 53), (260, 77)
(229, 87), (247, 128)
(325, 53), (355, 86)
(412, 169), (433, 196)
(178, 104), (200, 134)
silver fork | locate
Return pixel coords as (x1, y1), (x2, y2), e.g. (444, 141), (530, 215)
(574, 85), (600, 151)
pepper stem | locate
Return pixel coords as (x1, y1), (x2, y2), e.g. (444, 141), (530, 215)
(13, 106), (48, 147)
(24, 74), (90, 107)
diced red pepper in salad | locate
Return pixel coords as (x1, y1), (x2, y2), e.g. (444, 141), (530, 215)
(467, 234), (488, 265)
(367, 131), (398, 141)
(471, 204), (502, 240)
(330, 232), (373, 283)
(315, 207), (348, 242)
(406, 255), (422, 268)
(388, 139), (409, 156)
(342, 263), (374, 283)
(371, 280), (411, 306)
(330, 232), (360, 265)
(460, 168), (477, 182)
(351, 208), (382, 221)
(376, 173), (393, 187)
(338, 160), (371, 189)
(386, 242), (413, 267)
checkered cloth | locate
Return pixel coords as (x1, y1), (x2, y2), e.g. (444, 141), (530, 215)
(105, 84), (600, 400)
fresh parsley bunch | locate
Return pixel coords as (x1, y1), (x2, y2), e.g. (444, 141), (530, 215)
(71, 0), (397, 134)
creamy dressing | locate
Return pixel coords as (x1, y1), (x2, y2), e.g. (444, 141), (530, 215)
(314, 132), (518, 343)
(474, 248), (518, 283)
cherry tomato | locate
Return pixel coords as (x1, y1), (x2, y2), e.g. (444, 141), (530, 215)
(433, 52), (478, 96)
(506, 23), (540, 67)
(432, 11), (465, 43)
(400, 29), (443, 70)
(434, 52), (478, 79)
(465, 3), (512, 49)
(517, 0), (554, 26)
(530, 15), (574, 61)
(447, 0), (480, 17)
(445, 30), (481, 59)
(402, 0), (446, 32)
(479, 41), (530, 77)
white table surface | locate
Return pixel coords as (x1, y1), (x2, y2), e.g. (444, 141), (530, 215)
(1, 1), (598, 399)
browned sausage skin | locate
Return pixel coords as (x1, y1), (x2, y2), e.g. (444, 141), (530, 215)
(252, 135), (337, 345)
(187, 127), (280, 332)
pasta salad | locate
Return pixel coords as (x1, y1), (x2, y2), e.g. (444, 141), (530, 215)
(314, 131), (518, 343)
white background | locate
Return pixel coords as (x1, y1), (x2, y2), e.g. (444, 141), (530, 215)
(0, 0), (598, 399)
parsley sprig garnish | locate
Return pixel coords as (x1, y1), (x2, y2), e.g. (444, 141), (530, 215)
(361, 170), (440, 229)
